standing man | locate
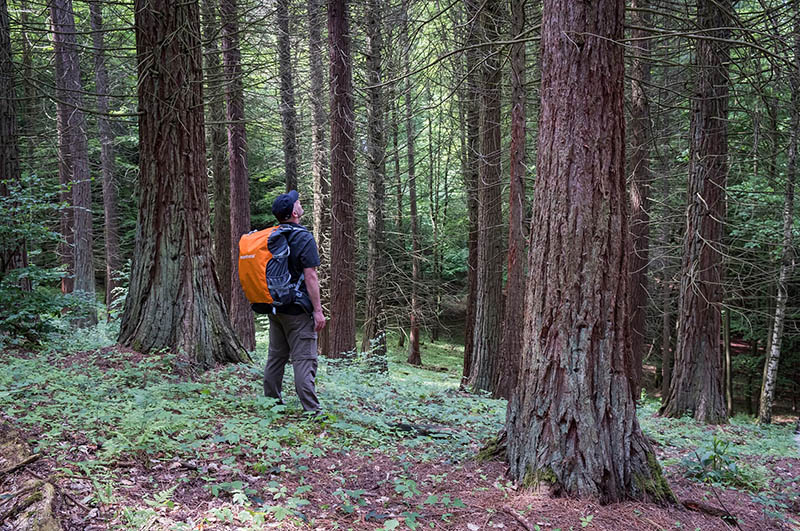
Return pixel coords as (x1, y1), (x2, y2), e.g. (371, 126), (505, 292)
(262, 190), (326, 414)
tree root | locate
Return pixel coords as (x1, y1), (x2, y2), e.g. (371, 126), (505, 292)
(0, 453), (40, 478)
(477, 429), (507, 461)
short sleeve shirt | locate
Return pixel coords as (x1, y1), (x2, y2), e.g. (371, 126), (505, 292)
(280, 223), (320, 314)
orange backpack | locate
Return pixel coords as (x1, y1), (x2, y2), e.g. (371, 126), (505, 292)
(238, 225), (309, 310)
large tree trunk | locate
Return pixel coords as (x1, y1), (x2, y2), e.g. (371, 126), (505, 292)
(51, 0), (96, 325)
(468, 0), (504, 393)
(0, 0), (27, 281)
(461, 0), (480, 386)
(89, 1), (120, 315)
(308, 0), (330, 356)
(202, 0), (232, 306)
(628, 0), (652, 399)
(327, 0), (356, 358)
(494, 0), (526, 400)
(277, 0), (298, 191)
(758, 5), (798, 424)
(362, 0), (388, 371)
(120, 0), (250, 368)
(660, 0), (730, 424)
(222, 0), (255, 351)
(505, 0), (673, 503)
(403, 0), (422, 367)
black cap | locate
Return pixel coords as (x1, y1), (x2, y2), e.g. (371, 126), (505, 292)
(271, 190), (299, 221)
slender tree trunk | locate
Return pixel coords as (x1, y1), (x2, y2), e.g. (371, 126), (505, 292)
(723, 308), (732, 414)
(277, 0), (298, 190)
(202, 0), (232, 306)
(327, 0), (356, 358)
(120, 0), (250, 368)
(392, 88), (403, 232)
(506, 0), (673, 503)
(427, 105), (441, 343)
(403, 0), (422, 366)
(89, 1), (120, 315)
(51, 0), (96, 325)
(758, 6), (798, 423)
(308, 0), (330, 356)
(362, 0), (387, 371)
(494, 0), (526, 400)
(0, 0), (27, 281)
(628, 0), (652, 399)
(222, 0), (255, 351)
(469, 0), (504, 393)
(461, 0), (481, 386)
(660, 0), (730, 424)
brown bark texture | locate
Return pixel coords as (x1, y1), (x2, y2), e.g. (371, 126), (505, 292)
(403, 0), (421, 367)
(505, 0), (673, 503)
(327, 0), (356, 358)
(461, 0), (481, 385)
(361, 0), (388, 371)
(494, 0), (526, 400)
(758, 4), (798, 424)
(202, 0), (232, 307)
(308, 0), (331, 356)
(660, 0), (730, 424)
(222, 0), (255, 351)
(277, 0), (298, 191)
(89, 1), (120, 313)
(628, 0), (651, 400)
(120, 0), (250, 368)
(51, 0), (96, 325)
(0, 0), (27, 280)
(469, 0), (504, 393)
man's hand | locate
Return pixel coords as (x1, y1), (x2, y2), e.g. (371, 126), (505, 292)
(312, 310), (326, 332)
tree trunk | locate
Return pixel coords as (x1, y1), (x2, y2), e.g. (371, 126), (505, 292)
(362, 0), (387, 372)
(277, 0), (298, 191)
(494, 0), (526, 400)
(402, 0), (421, 367)
(469, 0), (504, 393)
(89, 1), (120, 315)
(327, 0), (356, 358)
(660, 0), (730, 424)
(461, 0), (481, 386)
(758, 6), (798, 424)
(222, 0), (255, 351)
(308, 0), (330, 356)
(202, 0), (232, 307)
(628, 0), (652, 399)
(0, 0), (27, 281)
(120, 0), (250, 368)
(506, 0), (673, 503)
(723, 308), (732, 415)
(51, 0), (96, 325)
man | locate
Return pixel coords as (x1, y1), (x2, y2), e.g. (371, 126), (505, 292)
(262, 190), (326, 414)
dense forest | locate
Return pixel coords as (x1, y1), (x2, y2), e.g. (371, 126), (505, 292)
(1, 0), (799, 529)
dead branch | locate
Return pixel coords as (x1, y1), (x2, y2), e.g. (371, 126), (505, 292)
(501, 505), (534, 531)
(0, 454), (41, 478)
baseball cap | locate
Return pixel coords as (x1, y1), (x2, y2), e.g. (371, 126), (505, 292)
(271, 190), (299, 221)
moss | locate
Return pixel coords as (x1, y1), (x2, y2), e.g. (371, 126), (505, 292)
(633, 451), (677, 504)
(476, 435), (506, 462)
(521, 466), (557, 489)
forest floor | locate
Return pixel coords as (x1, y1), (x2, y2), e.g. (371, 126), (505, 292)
(1, 322), (799, 531)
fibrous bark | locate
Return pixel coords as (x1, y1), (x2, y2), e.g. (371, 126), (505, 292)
(277, 0), (298, 190)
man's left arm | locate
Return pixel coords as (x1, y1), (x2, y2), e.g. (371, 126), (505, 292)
(303, 267), (326, 332)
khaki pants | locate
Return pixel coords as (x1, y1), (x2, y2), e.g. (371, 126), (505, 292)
(264, 312), (320, 412)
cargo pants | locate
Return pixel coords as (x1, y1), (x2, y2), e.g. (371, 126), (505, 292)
(264, 312), (320, 412)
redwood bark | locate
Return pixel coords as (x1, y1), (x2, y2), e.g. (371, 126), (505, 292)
(89, 1), (120, 314)
(120, 0), (250, 368)
(327, 0), (356, 358)
(222, 0), (255, 351)
(469, 0), (504, 393)
(506, 0), (672, 503)
(277, 0), (298, 191)
(51, 0), (96, 325)
(403, 0), (421, 367)
(660, 0), (730, 424)
(362, 0), (388, 371)
(308, 0), (330, 356)
(628, 0), (652, 399)
(494, 0), (526, 400)
(202, 0), (232, 306)
(758, 4), (798, 424)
